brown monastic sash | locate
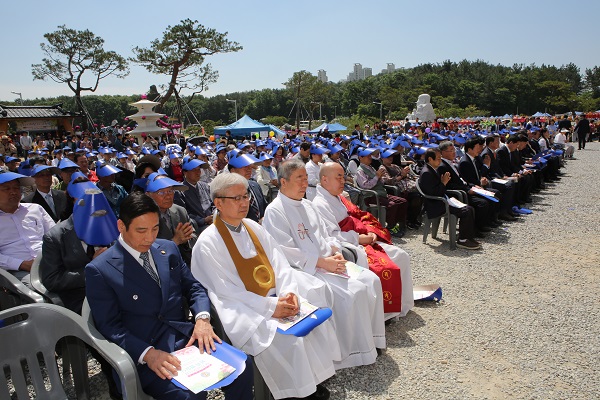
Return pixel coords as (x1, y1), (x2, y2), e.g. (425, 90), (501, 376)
(214, 215), (276, 296)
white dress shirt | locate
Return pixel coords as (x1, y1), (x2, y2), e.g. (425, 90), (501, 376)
(0, 203), (55, 271)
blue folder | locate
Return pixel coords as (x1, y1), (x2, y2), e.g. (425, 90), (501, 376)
(276, 307), (333, 337)
(172, 341), (247, 392)
(474, 191), (499, 203)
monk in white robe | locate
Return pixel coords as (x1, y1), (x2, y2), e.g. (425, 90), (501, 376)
(262, 159), (386, 370)
(312, 162), (414, 318)
(192, 173), (339, 400)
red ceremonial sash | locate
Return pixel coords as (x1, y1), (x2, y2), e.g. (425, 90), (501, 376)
(339, 195), (391, 244)
(338, 196), (401, 313)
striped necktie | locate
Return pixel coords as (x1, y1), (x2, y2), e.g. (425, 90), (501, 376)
(139, 252), (161, 286)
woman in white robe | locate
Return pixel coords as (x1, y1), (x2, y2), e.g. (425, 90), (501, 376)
(262, 159), (386, 370)
(191, 173), (339, 400)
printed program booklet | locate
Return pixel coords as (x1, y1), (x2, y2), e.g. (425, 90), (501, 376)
(317, 261), (365, 279)
(171, 346), (236, 394)
(276, 299), (319, 331)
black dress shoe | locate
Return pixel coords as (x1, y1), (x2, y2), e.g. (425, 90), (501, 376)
(479, 226), (492, 233)
(498, 212), (517, 221)
(311, 384), (330, 400)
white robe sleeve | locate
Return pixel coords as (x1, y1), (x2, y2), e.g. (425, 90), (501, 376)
(312, 195), (360, 247)
(306, 200), (342, 253)
(262, 205), (320, 275)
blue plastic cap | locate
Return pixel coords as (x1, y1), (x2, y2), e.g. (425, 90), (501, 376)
(357, 147), (379, 157)
(182, 158), (206, 171)
(73, 192), (119, 246)
(57, 159), (80, 170)
(0, 171), (35, 186)
(145, 174), (188, 193)
(31, 165), (60, 176)
(228, 152), (260, 169)
(95, 163), (121, 178)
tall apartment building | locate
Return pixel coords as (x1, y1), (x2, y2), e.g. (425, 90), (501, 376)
(317, 69), (328, 83)
(381, 63), (396, 74)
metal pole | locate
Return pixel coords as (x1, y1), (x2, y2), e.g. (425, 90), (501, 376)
(11, 91), (23, 106)
(373, 101), (382, 121)
(226, 99), (238, 122)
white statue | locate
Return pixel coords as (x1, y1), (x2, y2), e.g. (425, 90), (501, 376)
(407, 94), (436, 123)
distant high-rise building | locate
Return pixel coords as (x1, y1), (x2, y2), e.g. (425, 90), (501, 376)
(353, 63), (363, 80)
(381, 63), (396, 75)
(317, 69), (328, 83)
(362, 68), (372, 79)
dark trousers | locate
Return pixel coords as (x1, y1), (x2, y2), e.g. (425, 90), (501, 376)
(366, 195), (407, 228)
(466, 194), (490, 230)
(144, 357), (254, 400)
(450, 204), (476, 240)
(401, 191), (424, 224)
(490, 180), (516, 212)
(578, 132), (587, 149)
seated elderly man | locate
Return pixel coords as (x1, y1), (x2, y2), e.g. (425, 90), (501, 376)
(419, 148), (480, 250)
(305, 144), (329, 201)
(192, 173), (339, 400)
(22, 165), (67, 222)
(96, 163), (128, 218)
(86, 192), (253, 400)
(263, 159), (386, 370)
(0, 171), (55, 286)
(313, 162), (414, 319)
(174, 158), (214, 235)
(144, 172), (197, 266)
(227, 151), (267, 223)
(355, 147), (408, 237)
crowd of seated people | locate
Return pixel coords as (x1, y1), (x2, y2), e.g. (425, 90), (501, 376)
(0, 119), (573, 399)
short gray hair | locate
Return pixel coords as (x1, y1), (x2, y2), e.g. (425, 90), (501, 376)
(209, 173), (249, 200)
(277, 159), (305, 185)
(438, 141), (454, 151)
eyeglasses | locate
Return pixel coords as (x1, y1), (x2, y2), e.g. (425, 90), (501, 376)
(154, 189), (175, 196)
(216, 192), (251, 202)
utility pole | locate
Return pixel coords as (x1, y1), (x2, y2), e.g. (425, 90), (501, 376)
(11, 91), (23, 106)
(226, 99), (238, 122)
(373, 101), (383, 121)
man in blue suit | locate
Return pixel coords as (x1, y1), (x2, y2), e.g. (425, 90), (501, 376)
(85, 192), (253, 400)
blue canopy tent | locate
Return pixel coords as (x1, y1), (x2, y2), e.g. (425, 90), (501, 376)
(214, 115), (270, 139)
(308, 122), (348, 134)
(267, 125), (287, 139)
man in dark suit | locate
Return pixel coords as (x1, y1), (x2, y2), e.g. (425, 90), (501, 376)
(85, 192), (253, 400)
(496, 135), (534, 204)
(22, 165), (68, 222)
(574, 116), (590, 150)
(227, 152), (267, 223)
(418, 148), (479, 250)
(458, 138), (515, 221)
(437, 141), (495, 233)
(174, 159), (213, 235)
(516, 134), (544, 191)
(481, 135), (520, 215)
(145, 173), (197, 266)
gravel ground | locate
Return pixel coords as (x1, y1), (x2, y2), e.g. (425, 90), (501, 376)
(85, 143), (599, 399)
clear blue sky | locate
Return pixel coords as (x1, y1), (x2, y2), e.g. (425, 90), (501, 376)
(2, 0), (599, 102)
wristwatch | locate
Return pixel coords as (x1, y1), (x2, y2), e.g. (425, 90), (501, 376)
(195, 312), (210, 322)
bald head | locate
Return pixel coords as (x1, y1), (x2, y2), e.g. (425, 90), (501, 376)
(319, 162), (345, 196)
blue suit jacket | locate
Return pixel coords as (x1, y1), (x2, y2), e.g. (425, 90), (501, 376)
(85, 239), (210, 386)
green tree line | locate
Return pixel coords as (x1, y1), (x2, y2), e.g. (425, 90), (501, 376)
(4, 60), (600, 133)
